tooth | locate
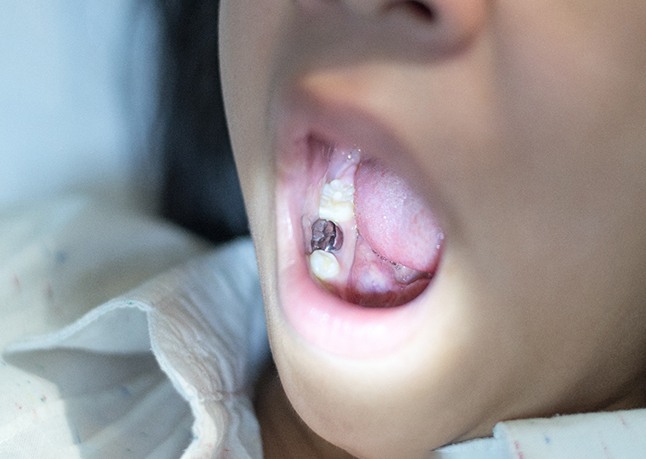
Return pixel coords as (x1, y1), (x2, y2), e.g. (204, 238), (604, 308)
(318, 179), (354, 222)
(309, 249), (341, 280)
(311, 218), (344, 252)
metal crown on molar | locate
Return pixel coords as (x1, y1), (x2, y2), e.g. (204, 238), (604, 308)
(311, 218), (344, 253)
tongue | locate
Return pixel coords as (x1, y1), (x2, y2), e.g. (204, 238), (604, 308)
(354, 160), (442, 273)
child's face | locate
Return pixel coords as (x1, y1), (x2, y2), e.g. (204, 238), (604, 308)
(220, 1), (646, 457)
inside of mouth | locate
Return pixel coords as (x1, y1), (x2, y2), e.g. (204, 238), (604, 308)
(301, 138), (443, 308)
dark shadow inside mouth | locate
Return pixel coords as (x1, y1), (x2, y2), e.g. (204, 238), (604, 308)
(333, 276), (432, 308)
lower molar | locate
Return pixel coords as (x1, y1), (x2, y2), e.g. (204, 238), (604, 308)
(303, 145), (360, 287)
(309, 249), (341, 280)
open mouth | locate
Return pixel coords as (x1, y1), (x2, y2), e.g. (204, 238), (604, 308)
(276, 131), (444, 358)
(302, 136), (443, 307)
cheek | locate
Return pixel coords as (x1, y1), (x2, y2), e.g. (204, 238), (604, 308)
(219, 0), (284, 221)
(431, 1), (646, 276)
(219, 0), (283, 153)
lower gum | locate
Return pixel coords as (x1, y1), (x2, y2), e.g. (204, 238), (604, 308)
(307, 235), (432, 308)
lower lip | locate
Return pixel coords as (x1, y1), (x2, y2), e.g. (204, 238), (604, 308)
(275, 161), (431, 359)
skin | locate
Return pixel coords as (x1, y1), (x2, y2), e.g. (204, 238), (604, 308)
(219, 1), (646, 457)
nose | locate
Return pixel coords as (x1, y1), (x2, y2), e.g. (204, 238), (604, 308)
(330, 0), (488, 54)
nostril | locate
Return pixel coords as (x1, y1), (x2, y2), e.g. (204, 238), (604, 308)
(384, 1), (437, 22)
(381, 0), (487, 54)
(400, 1), (436, 22)
(305, 0), (486, 54)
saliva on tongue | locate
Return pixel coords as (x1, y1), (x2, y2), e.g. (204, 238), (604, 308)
(307, 147), (442, 308)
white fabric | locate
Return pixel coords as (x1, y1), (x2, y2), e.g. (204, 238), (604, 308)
(435, 408), (646, 458)
(0, 197), (268, 458)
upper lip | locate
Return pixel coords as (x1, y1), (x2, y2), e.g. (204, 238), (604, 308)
(273, 81), (421, 182)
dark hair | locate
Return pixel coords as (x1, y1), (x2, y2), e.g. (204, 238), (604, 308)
(155, 0), (248, 243)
